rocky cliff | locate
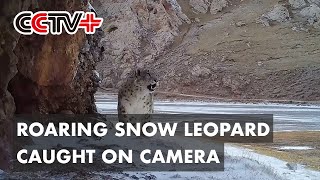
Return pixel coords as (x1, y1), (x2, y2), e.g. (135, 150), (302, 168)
(93, 0), (190, 88)
(0, 0), (103, 170)
(97, 0), (320, 102)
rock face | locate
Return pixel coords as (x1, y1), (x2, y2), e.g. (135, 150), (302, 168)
(0, 0), (103, 170)
(190, 0), (211, 14)
(262, 0), (320, 29)
(8, 1), (104, 114)
(0, 0), (25, 171)
(262, 4), (291, 23)
(289, 0), (307, 9)
(299, 4), (320, 25)
(307, 0), (320, 6)
(210, 0), (228, 14)
(189, 0), (228, 14)
(94, 0), (189, 88)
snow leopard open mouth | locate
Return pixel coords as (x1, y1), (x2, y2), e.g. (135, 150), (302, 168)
(147, 83), (157, 91)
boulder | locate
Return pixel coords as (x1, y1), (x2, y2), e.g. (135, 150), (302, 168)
(210, 0), (228, 14)
(289, 0), (307, 9)
(189, 0), (211, 14)
(300, 4), (320, 24)
(263, 4), (291, 23)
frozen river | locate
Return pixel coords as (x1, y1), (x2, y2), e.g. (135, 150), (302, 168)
(95, 94), (320, 132)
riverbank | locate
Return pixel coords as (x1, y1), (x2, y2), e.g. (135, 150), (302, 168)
(241, 131), (320, 171)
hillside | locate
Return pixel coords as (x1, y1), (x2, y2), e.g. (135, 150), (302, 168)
(95, 0), (320, 102)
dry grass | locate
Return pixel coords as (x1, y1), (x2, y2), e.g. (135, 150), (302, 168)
(241, 131), (320, 170)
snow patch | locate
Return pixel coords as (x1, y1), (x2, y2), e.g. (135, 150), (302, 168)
(226, 145), (320, 180)
(277, 146), (314, 150)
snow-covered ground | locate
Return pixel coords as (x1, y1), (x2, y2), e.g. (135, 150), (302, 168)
(74, 144), (319, 180)
(82, 144), (319, 180)
(3, 94), (318, 179)
(9, 134), (318, 180)
(93, 94), (320, 180)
